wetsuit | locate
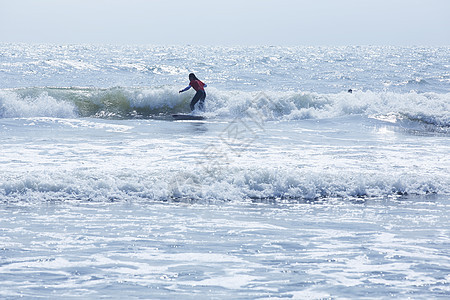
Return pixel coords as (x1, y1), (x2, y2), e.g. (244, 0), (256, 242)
(181, 80), (207, 111)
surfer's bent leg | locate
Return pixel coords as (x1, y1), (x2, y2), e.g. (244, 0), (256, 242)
(190, 90), (206, 111)
(198, 90), (206, 111)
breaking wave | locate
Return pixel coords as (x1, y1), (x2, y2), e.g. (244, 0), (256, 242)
(1, 166), (447, 203)
(0, 86), (449, 127)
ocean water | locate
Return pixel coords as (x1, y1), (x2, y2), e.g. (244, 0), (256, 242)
(0, 44), (449, 299)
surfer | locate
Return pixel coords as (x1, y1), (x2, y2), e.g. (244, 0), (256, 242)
(179, 73), (207, 111)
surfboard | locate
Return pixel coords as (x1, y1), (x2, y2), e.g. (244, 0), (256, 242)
(172, 114), (206, 121)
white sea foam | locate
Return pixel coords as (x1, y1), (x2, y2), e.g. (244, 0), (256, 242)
(0, 90), (77, 118)
(1, 44), (449, 299)
(1, 87), (449, 128)
(1, 164), (447, 203)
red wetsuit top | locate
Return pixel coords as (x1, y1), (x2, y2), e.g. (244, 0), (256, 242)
(190, 80), (206, 92)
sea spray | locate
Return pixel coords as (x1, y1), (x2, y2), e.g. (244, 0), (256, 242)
(1, 87), (449, 128)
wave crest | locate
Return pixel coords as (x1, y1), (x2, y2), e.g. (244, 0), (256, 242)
(1, 87), (449, 127)
(1, 167), (447, 203)
(0, 89), (77, 118)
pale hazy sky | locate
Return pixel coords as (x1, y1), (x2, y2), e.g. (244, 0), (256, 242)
(1, 0), (449, 45)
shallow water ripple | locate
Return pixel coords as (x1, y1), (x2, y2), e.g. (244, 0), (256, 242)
(1, 198), (449, 299)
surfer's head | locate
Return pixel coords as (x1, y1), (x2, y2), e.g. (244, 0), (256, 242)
(189, 73), (199, 81)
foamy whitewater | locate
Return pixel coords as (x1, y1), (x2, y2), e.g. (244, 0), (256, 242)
(1, 44), (449, 298)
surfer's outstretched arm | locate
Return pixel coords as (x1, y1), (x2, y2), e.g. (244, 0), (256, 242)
(179, 85), (191, 93)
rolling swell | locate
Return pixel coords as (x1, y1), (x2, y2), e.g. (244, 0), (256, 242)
(0, 86), (449, 128)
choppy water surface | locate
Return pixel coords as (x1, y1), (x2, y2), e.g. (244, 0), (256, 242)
(1, 44), (449, 93)
(0, 44), (449, 298)
(1, 197), (449, 299)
